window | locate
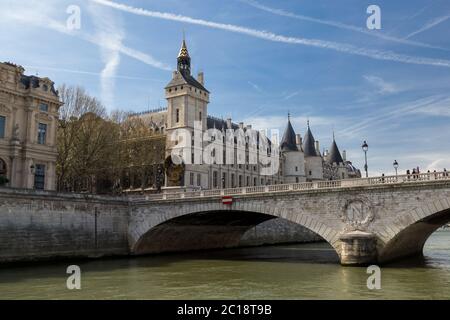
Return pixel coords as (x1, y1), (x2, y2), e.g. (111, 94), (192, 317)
(222, 173), (226, 188)
(0, 116), (5, 139)
(37, 123), (47, 145)
(213, 171), (218, 188)
(34, 164), (45, 190)
(190, 172), (194, 186)
(309, 171), (312, 176)
(296, 177), (299, 183)
(0, 158), (6, 177)
(39, 103), (49, 112)
(199, 112), (202, 121)
(246, 176), (250, 186)
(239, 175), (243, 187)
(231, 174), (235, 188)
(197, 174), (201, 187)
(176, 109), (180, 123)
(254, 177), (257, 186)
(295, 166), (298, 172)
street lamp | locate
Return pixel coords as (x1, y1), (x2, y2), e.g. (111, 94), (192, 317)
(393, 160), (399, 177)
(362, 141), (369, 178)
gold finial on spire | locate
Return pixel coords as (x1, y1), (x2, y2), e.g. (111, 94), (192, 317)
(178, 31), (190, 59)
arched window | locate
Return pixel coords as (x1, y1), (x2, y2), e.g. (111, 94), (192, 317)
(0, 158), (6, 176)
(0, 158), (8, 186)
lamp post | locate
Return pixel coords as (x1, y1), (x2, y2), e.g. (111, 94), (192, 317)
(362, 141), (369, 178)
(393, 160), (399, 177)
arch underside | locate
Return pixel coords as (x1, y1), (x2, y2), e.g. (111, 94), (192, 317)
(378, 208), (450, 263)
(132, 210), (327, 255)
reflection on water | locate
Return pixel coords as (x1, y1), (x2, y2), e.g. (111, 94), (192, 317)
(0, 231), (449, 300)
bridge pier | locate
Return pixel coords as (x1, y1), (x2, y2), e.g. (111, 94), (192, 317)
(339, 231), (378, 266)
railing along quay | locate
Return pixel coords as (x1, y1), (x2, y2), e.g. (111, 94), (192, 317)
(132, 171), (450, 202)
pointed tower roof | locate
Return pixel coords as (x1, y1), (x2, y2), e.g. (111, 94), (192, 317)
(303, 121), (320, 157)
(178, 39), (190, 59)
(280, 114), (298, 152)
(327, 136), (344, 165)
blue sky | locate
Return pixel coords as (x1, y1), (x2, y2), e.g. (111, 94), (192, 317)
(1, 0), (450, 176)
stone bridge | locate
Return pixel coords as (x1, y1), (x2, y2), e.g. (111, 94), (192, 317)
(130, 172), (450, 265)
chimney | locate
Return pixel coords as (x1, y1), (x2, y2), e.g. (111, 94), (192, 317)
(239, 122), (244, 129)
(226, 118), (232, 129)
(296, 134), (302, 146)
(315, 141), (320, 153)
(198, 72), (204, 85)
(343, 150), (347, 162)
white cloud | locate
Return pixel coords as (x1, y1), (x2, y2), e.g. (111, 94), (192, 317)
(338, 95), (449, 138)
(242, 115), (332, 132)
(89, 0), (450, 69)
(0, 1), (170, 72)
(411, 97), (450, 117)
(248, 81), (262, 92)
(363, 75), (401, 95)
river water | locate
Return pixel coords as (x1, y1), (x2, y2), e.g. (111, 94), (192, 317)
(0, 230), (449, 300)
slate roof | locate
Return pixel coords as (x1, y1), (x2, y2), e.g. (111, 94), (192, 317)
(303, 126), (320, 157)
(280, 119), (298, 152)
(326, 139), (344, 165)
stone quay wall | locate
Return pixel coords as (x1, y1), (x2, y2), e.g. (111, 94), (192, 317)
(0, 188), (129, 263)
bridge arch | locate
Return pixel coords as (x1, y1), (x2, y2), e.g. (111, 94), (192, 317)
(377, 198), (450, 263)
(130, 200), (342, 256)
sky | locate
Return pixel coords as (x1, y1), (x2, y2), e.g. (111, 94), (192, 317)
(1, 0), (449, 176)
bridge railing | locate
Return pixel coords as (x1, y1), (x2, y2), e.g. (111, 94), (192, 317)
(132, 171), (450, 202)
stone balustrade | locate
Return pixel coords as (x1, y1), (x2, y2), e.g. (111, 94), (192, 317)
(135, 171), (450, 202)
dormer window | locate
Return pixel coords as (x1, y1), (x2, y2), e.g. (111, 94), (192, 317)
(39, 103), (49, 112)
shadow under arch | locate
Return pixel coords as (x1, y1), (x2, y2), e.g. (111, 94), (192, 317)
(378, 208), (450, 263)
(132, 210), (331, 257)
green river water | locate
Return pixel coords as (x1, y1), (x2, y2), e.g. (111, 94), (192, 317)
(0, 230), (449, 300)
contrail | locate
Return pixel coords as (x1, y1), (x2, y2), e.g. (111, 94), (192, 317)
(23, 65), (164, 81)
(89, 0), (450, 69)
(3, 6), (171, 72)
(405, 14), (450, 39)
(239, 0), (447, 51)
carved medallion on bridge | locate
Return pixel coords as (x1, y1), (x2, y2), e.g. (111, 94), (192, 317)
(340, 199), (375, 232)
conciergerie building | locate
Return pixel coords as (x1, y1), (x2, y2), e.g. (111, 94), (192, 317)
(134, 39), (361, 191)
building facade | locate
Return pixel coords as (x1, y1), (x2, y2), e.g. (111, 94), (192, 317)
(0, 62), (62, 190)
(136, 39), (360, 191)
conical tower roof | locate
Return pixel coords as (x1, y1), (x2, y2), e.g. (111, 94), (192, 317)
(280, 115), (298, 152)
(327, 137), (344, 165)
(303, 122), (320, 157)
